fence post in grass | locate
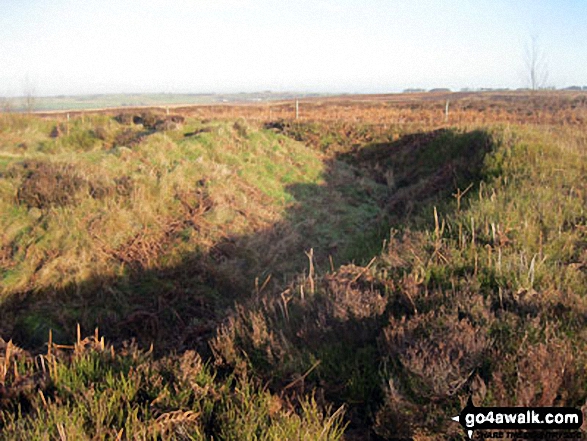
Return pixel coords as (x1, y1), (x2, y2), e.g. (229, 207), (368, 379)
(445, 100), (450, 123)
(295, 99), (299, 120)
(66, 113), (70, 136)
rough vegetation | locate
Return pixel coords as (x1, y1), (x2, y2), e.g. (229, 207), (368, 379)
(0, 92), (586, 439)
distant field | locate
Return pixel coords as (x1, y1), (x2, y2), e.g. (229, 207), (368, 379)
(0, 92), (586, 439)
(2, 92), (327, 112)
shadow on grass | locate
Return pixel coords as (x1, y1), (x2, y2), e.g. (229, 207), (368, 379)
(0, 125), (494, 361)
(209, 126), (494, 433)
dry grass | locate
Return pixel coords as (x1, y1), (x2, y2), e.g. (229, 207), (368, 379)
(168, 90), (587, 127)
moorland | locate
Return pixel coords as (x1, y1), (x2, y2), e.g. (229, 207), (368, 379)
(0, 91), (586, 439)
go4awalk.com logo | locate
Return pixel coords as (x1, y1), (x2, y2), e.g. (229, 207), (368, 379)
(452, 398), (583, 439)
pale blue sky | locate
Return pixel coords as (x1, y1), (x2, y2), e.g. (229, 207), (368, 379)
(1, 0), (586, 96)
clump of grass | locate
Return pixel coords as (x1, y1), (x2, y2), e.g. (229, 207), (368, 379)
(0, 331), (346, 440)
(211, 261), (391, 434)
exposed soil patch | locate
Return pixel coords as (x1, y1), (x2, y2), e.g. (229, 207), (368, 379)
(184, 126), (213, 137)
(114, 111), (185, 131)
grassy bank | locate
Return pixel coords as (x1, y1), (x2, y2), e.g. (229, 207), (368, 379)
(0, 112), (390, 351)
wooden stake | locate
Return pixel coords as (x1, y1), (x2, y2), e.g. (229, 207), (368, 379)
(305, 248), (314, 294)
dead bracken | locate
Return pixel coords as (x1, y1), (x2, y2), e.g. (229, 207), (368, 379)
(11, 160), (133, 209)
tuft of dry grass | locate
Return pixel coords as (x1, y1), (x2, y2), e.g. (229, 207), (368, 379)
(0, 331), (347, 440)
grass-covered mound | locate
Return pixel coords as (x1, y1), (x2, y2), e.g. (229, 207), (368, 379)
(0, 113), (389, 351)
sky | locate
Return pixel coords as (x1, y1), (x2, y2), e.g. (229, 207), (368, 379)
(1, 0), (586, 97)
